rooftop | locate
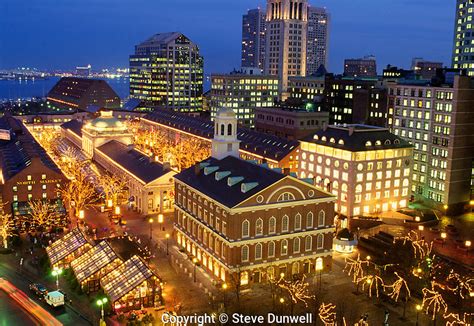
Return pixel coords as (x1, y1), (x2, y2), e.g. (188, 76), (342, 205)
(143, 110), (299, 161)
(302, 124), (412, 152)
(0, 116), (62, 180)
(100, 255), (156, 303)
(61, 119), (83, 137)
(96, 140), (172, 184)
(46, 228), (91, 265)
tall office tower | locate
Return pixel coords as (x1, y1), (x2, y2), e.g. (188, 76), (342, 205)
(306, 6), (330, 75)
(452, 0), (474, 75)
(129, 32), (204, 112)
(264, 0), (308, 94)
(241, 8), (267, 70)
(387, 72), (474, 213)
(344, 55), (377, 78)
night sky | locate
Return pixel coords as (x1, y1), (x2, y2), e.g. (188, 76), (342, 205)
(0, 0), (456, 74)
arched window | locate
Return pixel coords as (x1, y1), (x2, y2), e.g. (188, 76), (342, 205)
(365, 141), (372, 147)
(355, 185), (362, 193)
(294, 213), (301, 230)
(306, 212), (313, 228)
(242, 220), (249, 238)
(403, 179), (409, 187)
(269, 217), (276, 234)
(281, 239), (288, 255)
(220, 124), (225, 135)
(341, 183), (348, 192)
(255, 243), (262, 260)
(277, 192), (295, 202)
(268, 241), (275, 257)
(282, 215), (289, 232)
(318, 210), (325, 227)
(256, 218), (263, 236)
(305, 235), (312, 251)
(241, 245), (249, 262)
(293, 238), (300, 253)
(317, 234), (324, 249)
(227, 123), (232, 136)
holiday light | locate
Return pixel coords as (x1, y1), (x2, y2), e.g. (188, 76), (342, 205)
(445, 269), (473, 300)
(277, 276), (314, 307)
(384, 272), (411, 302)
(318, 302), (337, 326)
(357, 274), (385, 298)
(422, 281), (448, 320)
(396, 230), (433, 259)
(443, 312), (474, 326)
(344, 254), (369, 283)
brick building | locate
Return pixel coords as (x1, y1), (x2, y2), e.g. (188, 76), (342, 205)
(173, 108), (335, 286)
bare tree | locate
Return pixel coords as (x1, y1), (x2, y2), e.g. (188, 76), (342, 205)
(29, 200), (56, 231)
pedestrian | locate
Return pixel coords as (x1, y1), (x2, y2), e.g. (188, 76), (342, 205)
(384, 310), (389, 325)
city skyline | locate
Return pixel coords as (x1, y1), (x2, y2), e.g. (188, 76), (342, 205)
(1, 0), (455, 73)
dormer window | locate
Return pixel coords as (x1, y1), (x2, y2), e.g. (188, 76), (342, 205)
(375, 140), (382, 146)
(329, 138), (335, 143)
(365, 141), (372, 147)
(321, 136), (327, 142)
(338, 139), (344, 145)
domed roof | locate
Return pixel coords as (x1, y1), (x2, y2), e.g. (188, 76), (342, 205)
(85, 110), (127, 133)
(216, 107), (236, 118)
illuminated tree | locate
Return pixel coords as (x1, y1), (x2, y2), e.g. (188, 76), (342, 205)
(445, 269), (473, 301)
(28, 200), (57, 231)
(277, 275), (314, 314)
(344, 254), (370, 292)
(422, 281), (448, 320)
(444, 312), (474, 326)
(97, 172), (128, 206)
(318, 302), (337, 326)
(384, 272), (411, 318)
(60, 169), (96, 217)
(357, 274), (385, 298)
(0, 211), (13, 249)
(395, 230), (433, 260)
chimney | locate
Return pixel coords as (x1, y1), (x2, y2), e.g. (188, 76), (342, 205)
(163, 162), (171, 171)
(283, 168), (291, 175)
(348, 126), (355, 136)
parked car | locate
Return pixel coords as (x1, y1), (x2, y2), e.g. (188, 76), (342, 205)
(29, 283), (47, 298)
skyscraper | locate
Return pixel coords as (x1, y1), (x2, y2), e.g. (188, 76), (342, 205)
(241, 8), (267, 70)
(452, 1), (474, 75)
(264, 0), (308, 94)
(129, 32), (203, 112)
(306, 6), (330, 75)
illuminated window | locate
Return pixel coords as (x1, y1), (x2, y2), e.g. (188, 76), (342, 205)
(281, 240), (288, 255)
(269, 217), (276, 234)
(27, 175), (32, 181)
(41, 174), (46, 180)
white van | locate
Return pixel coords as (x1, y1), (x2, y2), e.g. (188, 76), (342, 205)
(44, 291), (65, 307)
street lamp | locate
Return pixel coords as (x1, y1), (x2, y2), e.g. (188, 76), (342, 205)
(158, 213), (164, 231)
(148, 218), (153, 241)
(78, 210), (84, 220)
(107, 199), (113, 208)
(415, 304), (422, 325)
(165, 233), (170, 255)
(97, 298), (108, 322)
(52, 267), (63, 290)
(222, 283), (228, 308)
(441, 232), (447, 247)
(193, 258), (198, 283)
(114, 206), (121, 216)
(316, 263), (323, 292)
(418, 225), (424, 237)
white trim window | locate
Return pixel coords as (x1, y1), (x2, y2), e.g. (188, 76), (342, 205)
(281, 239), (288, 256)
(294, 213), (301, 230)
(241, 245), (249, 262)
(268, 241), (275, 257)
(317, 234), (324, 249)
(269, 217), (276, 234)
(242, 220), (250, 238)
(255, 243), (262, 260)
(282, 215), (289, 233)
(293, 238), (300, 253)
(306, 212), (314, 229)
(256, 218), (263, 236)
(318, 210), (325, 227)
(305, 235), (312, 251)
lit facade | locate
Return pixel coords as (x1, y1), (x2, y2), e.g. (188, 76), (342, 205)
(210, 73), (279, 127)
(264, 0), (308, 93)
(298, 125), (413, 218)
(344, 56), (377, 78)
(174, 109), (335, 285)
(306, 6), (330, 75)
(387, 74), (474, 211)
(242, 8), (267, 70)
(288, 75), (325, 102)
(452, 0), (474, 76)
(324, 76), (388, 127)
(129, 32), (203, 112)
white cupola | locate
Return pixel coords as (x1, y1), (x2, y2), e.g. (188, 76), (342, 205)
(211, 107), (240, 160)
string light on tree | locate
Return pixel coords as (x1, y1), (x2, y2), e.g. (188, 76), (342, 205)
(421, 281), (448, 320)
(443, 312), (474, 326)
(384, 272), (411, 302)
(445, 269), (473, 300)
(357, 274), (385, 298)
(318, 302), (337, 326)
(343, 254), (369, 283)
